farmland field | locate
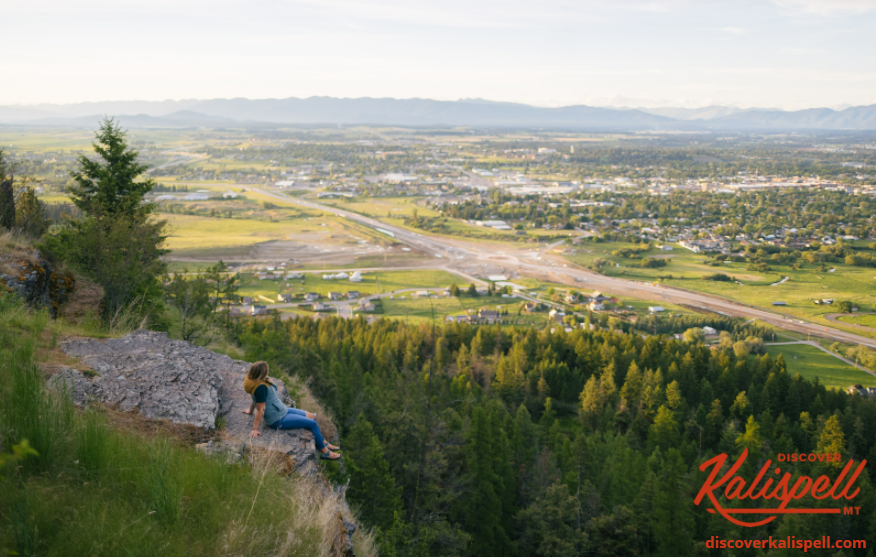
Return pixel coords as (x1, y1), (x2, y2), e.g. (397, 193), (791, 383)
(162, 213), (325, 256)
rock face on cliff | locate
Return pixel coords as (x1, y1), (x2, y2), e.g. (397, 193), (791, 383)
(0, 248), (74, 316)
(55, 330), (318, 474)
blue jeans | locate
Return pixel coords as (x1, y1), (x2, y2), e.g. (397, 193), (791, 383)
(267, 408), (326, 450)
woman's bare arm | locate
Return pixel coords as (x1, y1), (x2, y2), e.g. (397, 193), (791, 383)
(249, 402), (265, 438)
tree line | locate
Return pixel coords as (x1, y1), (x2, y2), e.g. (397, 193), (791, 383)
(232, 315), (876, 556)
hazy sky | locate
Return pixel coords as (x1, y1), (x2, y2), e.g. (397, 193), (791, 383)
(3, 0), (875, 109)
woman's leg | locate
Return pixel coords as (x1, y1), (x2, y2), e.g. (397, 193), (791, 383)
(286, 408), (317, 420)
(272, 411), (327, 450)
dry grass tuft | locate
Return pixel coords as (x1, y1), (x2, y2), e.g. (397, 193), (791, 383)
(218, 448), (361, 557)
(0, 229), (41, 275)
(0, 229), (34, 252)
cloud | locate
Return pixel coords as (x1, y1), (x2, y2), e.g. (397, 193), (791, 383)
(769, 0), (876, 15)
(721, 27), (747, 34)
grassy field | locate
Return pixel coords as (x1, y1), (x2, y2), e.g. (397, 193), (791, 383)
(236, 270), (461, 301)
(765, 343), (875, 390)
(566, 241), (777, 282)
(3, 127), (213, 153)
(166, 261), (224, 273)
(565, 240), (876, 339)
(664, 268), (876, 337)
(1, 129), (99, 152)
(383, 215), (579, 246)
(838, 314), (876, 329)
(162, 213), (306, 255)
(315, 195), (579, 247)
(37, 194), (73, 204)
(160, 211), (362, 257)
(315, 196), (441, 220)
(379, 294), (547, 325)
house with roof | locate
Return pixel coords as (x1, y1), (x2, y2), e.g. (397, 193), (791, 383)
(304, 292), (319, 302)
(847, 385), (876, 396)
(477, 309), (500, 324)
(549, 308), (566, 323)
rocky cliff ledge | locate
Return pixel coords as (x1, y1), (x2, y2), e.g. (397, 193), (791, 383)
(52, 330), (356, 554)
(0, 248), (74, 316)
(55, 330), (321, 473)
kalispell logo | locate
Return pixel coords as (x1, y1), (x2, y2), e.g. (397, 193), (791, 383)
(694, 449), (867, 527)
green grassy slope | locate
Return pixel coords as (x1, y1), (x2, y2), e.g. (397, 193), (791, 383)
(764, 343), (875, 390)
(0, 294), (373, 556)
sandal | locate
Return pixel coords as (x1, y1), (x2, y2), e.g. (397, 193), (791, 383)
(320, 451), (342, 460)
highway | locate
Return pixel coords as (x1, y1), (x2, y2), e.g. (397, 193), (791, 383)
(251, 187), (876, 349)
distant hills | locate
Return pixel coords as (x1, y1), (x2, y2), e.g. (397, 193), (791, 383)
(2, 97), (876, 131)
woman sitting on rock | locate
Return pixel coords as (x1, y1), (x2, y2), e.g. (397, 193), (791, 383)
(242, 361), (341, 460)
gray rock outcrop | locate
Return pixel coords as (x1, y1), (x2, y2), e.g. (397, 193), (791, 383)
(55, 330), (317, 473)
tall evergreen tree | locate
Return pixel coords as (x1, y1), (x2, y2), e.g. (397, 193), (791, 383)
(346, 413), (403, 533)
(463, 407), (513, 556)
(0, 179), (13, 231)
(516, 482), (587, 557)
(69, 118), (155, 218)
(15, 187), (50, 237)
(49, 119), (167, 326)
(651, 449), (694, 557)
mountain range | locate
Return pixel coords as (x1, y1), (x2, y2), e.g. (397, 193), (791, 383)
(2, 97), (876, 131)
